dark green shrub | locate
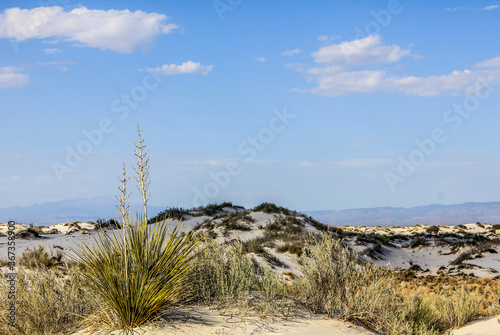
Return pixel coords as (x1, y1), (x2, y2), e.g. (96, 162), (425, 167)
(426, 226), (440, 235)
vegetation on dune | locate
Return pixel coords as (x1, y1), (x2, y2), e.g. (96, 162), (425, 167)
(1, 125), (498, 334)
(1, 228), (497, 334)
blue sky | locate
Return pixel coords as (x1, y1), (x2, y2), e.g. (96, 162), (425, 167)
(1, 0), (500, 212)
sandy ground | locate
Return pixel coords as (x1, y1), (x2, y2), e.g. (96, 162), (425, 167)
(452, 315), (500, 335)
(72, 307), (375, 335)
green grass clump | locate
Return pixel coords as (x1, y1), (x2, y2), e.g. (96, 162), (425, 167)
(72, 216), (201, 331)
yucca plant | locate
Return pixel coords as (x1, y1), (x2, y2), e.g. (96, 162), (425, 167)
(72, 216), (202, 332)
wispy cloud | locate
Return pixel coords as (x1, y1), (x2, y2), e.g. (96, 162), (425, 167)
(312, 35), (412, 66)
(290, 35), (500, 97)
(38, 60), (77, 66)
(484, 5), (499, 10)
(142, 61), (213, 75)
(255, 57), (266, 62)
(281, 48), (302, 57)
(446, 5), (499, 11)
(44, 48), (61, 54)
(0, 66), (30, 89)
(317, 35), (341, 44)
(446, 7), (464, 12)
(38, 60), (77, 72)
(0, 66), (24, 73)
(0, 6), (178, 53)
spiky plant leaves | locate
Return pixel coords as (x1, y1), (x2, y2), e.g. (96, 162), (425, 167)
(72, 215), (201, 330)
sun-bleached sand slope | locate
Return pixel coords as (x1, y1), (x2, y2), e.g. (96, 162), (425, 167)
(452, 315), (500, 335)
(72, 307), (374, 335)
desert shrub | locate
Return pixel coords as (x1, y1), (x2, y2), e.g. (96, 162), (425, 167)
(361, 243), (385, 260)
(0, 268), (96, 335)
(264, 215), (304, 238)
(148, 206), (190, 223)
(18, 245), (64, 269)
(356, 233), (390, 246)
(242, 237), (269, 254)
(73, 217), (201, 330)
(302, 215), (331, 232)
(449, 249), (476, 265)
(409, 236), (429, 248)
(253, 202), (294, 215)
(490, 224), (500, 232)
(434, 288), (482, 329)
(15, 228), (41, 239)
(399, 292), (441, 334)
(277, 242), (304, 257)
(426, 226), (440, 235)
(191, 239), (258, 303)
(218, 212), (254, 231)
(192, 239), (284, 305)
(193, 202), (235, 216)
(261, 251), (286, 268)
(298, 234), (404, 333)
(456, 224), (467, 230)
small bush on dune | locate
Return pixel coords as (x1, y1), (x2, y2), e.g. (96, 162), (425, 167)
(297, 234), (479, 334)
(434, 288), (482, 329)
(191, 239), (259, 303)
(18, 245), (64, 269)
(191, 238), (285, 314)
(299, 234), (399, 328)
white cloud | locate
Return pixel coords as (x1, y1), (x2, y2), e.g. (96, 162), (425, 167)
(0, 66), (30, 89)
(0, 6), (178, 53)
(484, 5), (499, 10)
(281, 48), (301, 57)
(44, 48), (61, 54)
(312, 35), (412, 66)
(255, 57), (266, 62)
(295, 65), (500, 97)
(290, 35), (500, 97)
(474, 56), (500, 69)
(144, 61), (213, 75)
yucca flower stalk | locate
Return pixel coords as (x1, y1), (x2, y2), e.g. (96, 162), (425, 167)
(72, 215), (201, 331)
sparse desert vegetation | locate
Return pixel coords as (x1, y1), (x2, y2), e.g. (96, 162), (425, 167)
(1, 129), (499, 335)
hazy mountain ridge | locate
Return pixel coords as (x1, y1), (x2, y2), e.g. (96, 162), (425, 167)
(2, 198), (500, 227)
(0, 196), (164, 225)
(306, 202), (500, 226)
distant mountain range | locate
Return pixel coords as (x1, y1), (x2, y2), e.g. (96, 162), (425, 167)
(306, 202), (500, 226)
(2, 198), (500, 227)
(0, 197), (164, 226)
